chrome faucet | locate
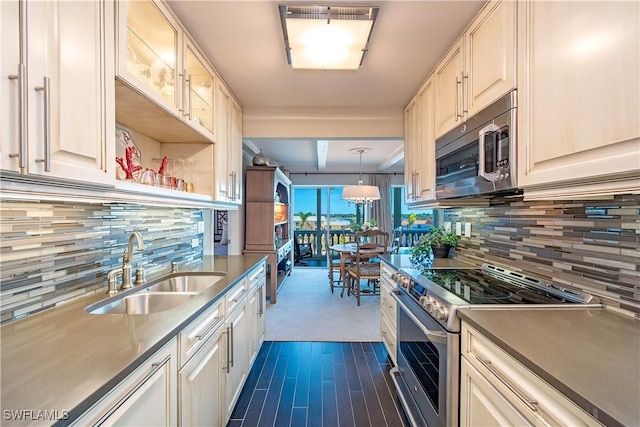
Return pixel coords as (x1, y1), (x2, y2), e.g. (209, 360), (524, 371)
(121, 231), (145, 290)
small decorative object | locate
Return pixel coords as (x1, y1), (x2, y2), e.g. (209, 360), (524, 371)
(157, 156), (168, 176)
(116, 146), (142, 180)
(115, 127), (141, 180)
(252, 149), (269, 166)
(352, 219), (378, 233)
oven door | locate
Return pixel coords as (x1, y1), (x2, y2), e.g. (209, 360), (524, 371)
(391, 290), (459, 427)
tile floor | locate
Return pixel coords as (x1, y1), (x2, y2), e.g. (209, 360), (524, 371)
(227, 341), (408, 427)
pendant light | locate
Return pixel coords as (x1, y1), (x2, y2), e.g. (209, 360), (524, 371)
(341, 148), (381, 205)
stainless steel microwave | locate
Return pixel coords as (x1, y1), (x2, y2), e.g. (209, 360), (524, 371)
(435, 90), (517, 199)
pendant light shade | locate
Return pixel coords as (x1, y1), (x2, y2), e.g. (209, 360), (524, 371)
(341, 148), (381, 205)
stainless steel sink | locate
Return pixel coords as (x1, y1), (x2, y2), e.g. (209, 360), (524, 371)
(87, 292), (196, 315)
(144, 272), (225, 293)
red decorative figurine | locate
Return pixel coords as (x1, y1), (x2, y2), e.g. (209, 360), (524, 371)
(115, 146), (142, 180)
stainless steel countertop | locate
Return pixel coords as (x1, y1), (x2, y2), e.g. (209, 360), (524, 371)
(457, 308), (640, 427)
(0, 255), (266, 426)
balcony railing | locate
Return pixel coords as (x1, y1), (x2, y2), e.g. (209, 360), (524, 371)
(294, 227), (431, 258)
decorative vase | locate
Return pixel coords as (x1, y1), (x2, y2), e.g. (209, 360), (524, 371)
(430, 244), (451, 258)
(252, 149), (269, 166)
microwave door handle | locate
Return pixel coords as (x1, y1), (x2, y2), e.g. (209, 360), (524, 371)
(478, 123), (501, 182)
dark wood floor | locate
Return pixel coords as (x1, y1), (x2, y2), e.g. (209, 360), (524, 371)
(227, 341), (408, 427)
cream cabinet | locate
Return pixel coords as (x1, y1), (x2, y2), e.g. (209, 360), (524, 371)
(115, 0), (215, 144)
(179, 324), (226, 427)
(214, 81), (243, 204)
(460, 323), (602, 427)
(72, 338), (178, 426)
(405, 76), (436, 205)
(435, 0), (516, 137)
(1, 0), (111, 184)
(516, 0), (640, 199)
(224, 296), (248, 420)
(246, 262), (266, 367)
(379, 263), (398, 365)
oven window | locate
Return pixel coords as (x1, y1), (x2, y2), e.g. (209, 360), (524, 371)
(399, 311), (441, 412)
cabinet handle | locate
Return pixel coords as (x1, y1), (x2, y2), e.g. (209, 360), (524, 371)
(34, 77), (51, 172)
(229, 321), (234, 368)
(462, 72), (469, 114)
(475, 355), (539, 412)
(195, 315), (223, 341)
(225, 326), (231, 372)
(185, 73), (192, 119)
(455, 76), (461, 121)
(8, 64), (27, 174)
(231, 288), (246, 303)
(258, 285), (264, 316)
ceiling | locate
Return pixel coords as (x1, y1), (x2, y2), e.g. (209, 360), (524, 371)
(166, 0), (485, 174)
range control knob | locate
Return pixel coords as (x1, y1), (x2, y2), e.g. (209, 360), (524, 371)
(436, 306), (449, 321)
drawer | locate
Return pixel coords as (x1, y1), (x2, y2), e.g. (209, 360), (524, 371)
(380, 312), (397, 366)
(179, 299), (224, 367)
(380, 280), (397, 324)
(462, 324), (602, 427)
(247, 262), (266, 289)
(225, 277), (248, 314)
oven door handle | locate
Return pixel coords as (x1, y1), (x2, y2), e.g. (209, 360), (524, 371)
(478, 123), (501, 182)
(391, 291), (448, 345)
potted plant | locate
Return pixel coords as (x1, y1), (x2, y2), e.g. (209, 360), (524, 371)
(410, 226), (458, 265)
(425, 226), (458, 258)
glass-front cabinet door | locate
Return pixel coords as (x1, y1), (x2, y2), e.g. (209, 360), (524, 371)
(184, 41), (214, 136)
(118, 0), (180, 113)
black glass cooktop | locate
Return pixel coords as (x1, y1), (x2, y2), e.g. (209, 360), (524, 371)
(404, 268), (584, 305)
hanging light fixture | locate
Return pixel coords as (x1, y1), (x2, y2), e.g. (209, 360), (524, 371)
(342, 148), (381, 205)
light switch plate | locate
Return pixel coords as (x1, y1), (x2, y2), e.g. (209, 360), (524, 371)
(197, 221), (205, 233)
(455, 222), (462, 236)
(444, 222), (452, 232)
(465, 222), (471, 237)
(191, 238), (199, 248)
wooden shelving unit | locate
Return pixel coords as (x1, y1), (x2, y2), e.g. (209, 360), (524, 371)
(243, 166), (293, 303)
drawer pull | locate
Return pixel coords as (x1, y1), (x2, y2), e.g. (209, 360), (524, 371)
(476, 355), (538, 412)
(196, 315), (223, 340)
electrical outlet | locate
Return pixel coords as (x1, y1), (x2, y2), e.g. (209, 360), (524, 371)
(197, 221), (205, 233)
(191, 238), (199, 248)
(465, 222), (471, 237)
(455, 222), (462, 236)
(444, 222), (452, 232)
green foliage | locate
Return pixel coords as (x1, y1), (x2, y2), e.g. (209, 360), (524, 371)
(425, 226), (458, 246)
(409, 226), (458, 267)
(297, 211), (313, 229)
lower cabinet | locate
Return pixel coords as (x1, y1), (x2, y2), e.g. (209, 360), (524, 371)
(224, 300), (248, 420)
(379, 263), (397, 365)
(460, 323), (602, 427)
(72, 338), (178, 426)
(74, 261), (267, 427)
(246, 263), (267, 367)
(179, 326), (226, 426)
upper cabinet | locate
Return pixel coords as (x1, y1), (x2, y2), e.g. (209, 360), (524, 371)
(214, 81), (242, 204)
(404, 76), (436, 205)
(517, 0), (640, 199)
(1, 0), (112, 184)
(435, 0), (516, 138)
(115, 0), (215, 144)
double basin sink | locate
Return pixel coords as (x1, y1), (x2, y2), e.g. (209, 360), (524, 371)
(85, 272), (226, 315)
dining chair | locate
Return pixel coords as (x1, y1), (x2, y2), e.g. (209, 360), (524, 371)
(328, 231), (355, 295)
(345, 229), (390, 306)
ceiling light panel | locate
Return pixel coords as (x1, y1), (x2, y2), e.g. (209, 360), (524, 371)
(279, 5), (379, 70)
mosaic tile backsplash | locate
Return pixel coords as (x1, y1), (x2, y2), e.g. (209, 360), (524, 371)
(445, 195), (640, 317)
(0, 201), (204, 324)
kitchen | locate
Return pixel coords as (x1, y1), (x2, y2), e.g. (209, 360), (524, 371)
(1, 1), (639, 427)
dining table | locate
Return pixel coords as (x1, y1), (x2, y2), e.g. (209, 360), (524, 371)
(328, 242), (392, 282)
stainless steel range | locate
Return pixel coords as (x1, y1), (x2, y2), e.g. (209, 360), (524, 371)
(389, 263), (601, 427)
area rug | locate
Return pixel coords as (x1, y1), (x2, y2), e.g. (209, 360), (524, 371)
(265, 267), (381, 342)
